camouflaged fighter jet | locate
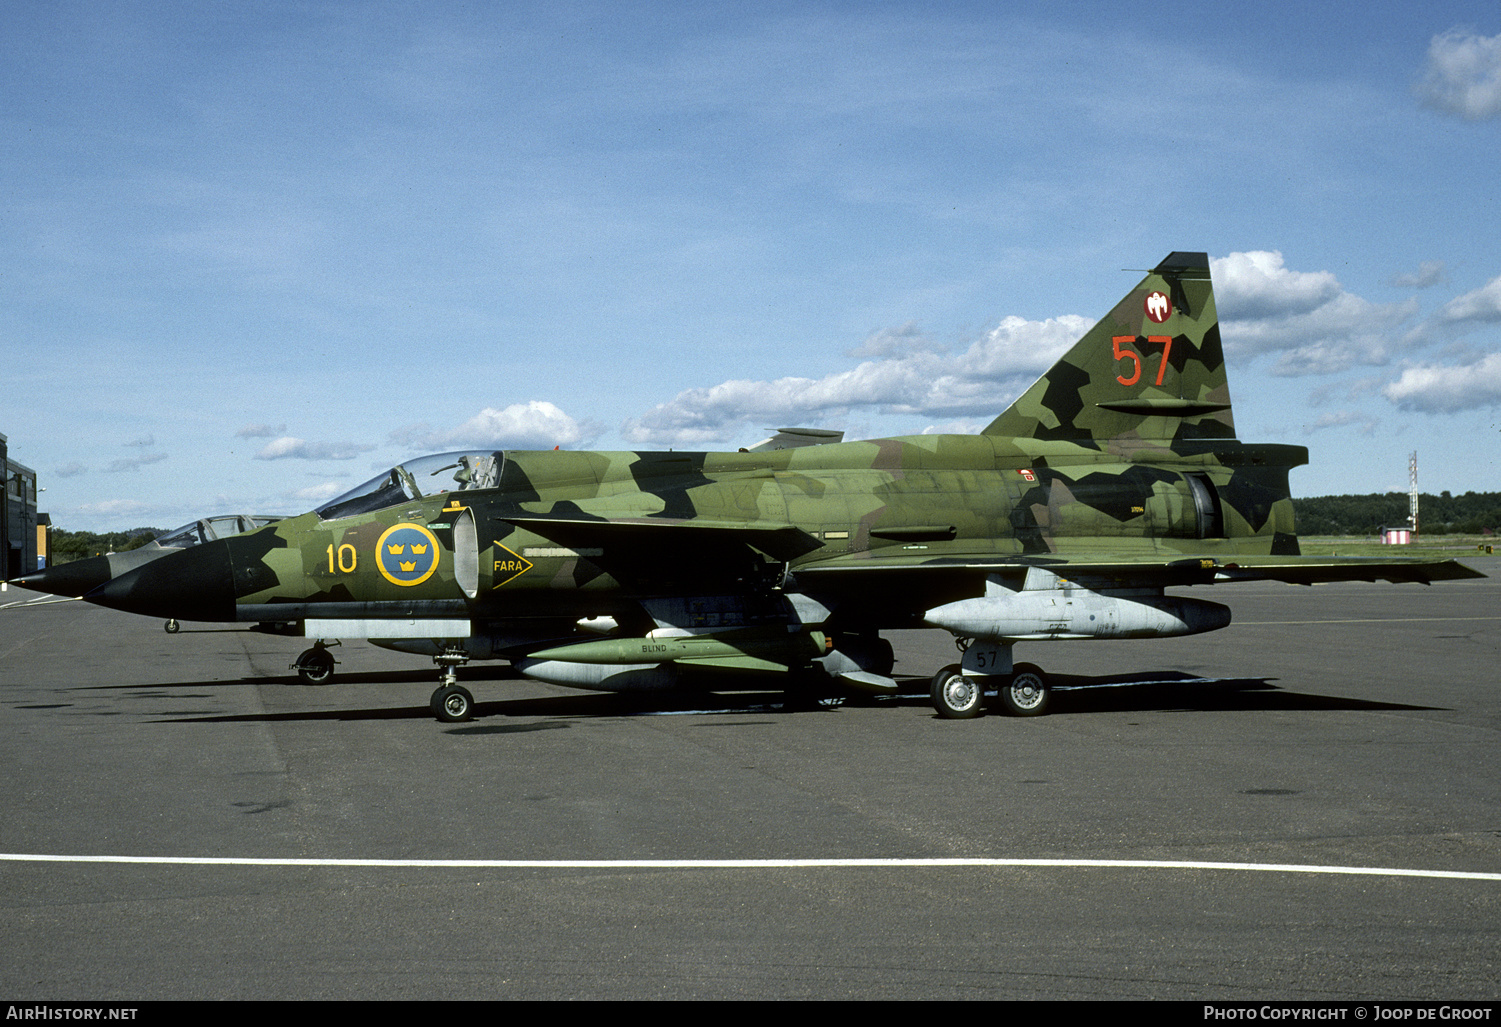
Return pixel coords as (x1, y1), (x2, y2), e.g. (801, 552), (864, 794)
(11, 252), (1482, 722)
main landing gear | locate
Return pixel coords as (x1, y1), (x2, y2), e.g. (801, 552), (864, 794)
(930, 665), (984, 719)
(430, 647), (474, 724)
(292, 640), (340, 685)
(930, 639), (1052, 719)
(999, 663), (1051, 717)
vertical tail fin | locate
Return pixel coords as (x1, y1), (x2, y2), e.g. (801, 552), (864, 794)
(982, 252), (1234, 446)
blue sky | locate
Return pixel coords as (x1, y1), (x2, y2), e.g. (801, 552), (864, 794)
(4, 1), (1499, 532)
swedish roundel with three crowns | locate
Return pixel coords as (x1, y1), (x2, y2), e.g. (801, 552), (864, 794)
(376, 523), (441, 587)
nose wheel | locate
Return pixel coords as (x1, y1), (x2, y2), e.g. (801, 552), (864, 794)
(292, 640), (339, 685)
(431, 684), (475, 722)
(430, 647), (474, 722)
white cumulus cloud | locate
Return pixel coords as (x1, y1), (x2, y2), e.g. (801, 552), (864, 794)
(1387, 260), (1448, 289)
(389, 401), (599, 451)
(254, 438), (376, 461)
(844, 321), (946, 359)
(1435, 274), (1501, 324)
(236, 423), (288, 439)
(105, 452), (169, 473)
(1305, 410), (1379, 436)
(621, 315), (1089, 447)
(1213, 251), (1342, 319)
(1415, 30), (1501, 120)
(1383, 352), (1501, 412)
(1214, 251), (1417, 375)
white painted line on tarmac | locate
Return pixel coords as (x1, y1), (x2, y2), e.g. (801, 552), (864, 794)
(2, 852), (1498, 881)
(0, 594), (79, 611)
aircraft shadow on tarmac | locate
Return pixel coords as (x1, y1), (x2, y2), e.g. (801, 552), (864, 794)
(1032, 672), (1447, 715)
(51, 668), (1444, 728)
(75, 665), (526, 693)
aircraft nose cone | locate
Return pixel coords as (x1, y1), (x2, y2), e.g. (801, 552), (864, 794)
(87, 540), (238, 622)
(9, 546), (175, 599)
(10, 555), (116, 598)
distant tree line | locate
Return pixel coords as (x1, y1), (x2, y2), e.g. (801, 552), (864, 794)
(49, 527), (164, 563)
(1293, 492), (1501, 536)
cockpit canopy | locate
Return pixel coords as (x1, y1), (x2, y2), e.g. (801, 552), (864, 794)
(152, 515), (286, 549)
(314, 452), (503, 521)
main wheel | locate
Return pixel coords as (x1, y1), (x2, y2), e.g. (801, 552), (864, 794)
(431, 684), (474, 723)
(295, 647), (335, 685)
(164, 619), (180, 634)
(997, 663), (1050, 717)
(930, 664), (985, 719)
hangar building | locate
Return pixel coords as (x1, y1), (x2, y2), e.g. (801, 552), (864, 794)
(1, 433), (43, 577)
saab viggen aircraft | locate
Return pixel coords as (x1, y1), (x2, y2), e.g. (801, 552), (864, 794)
(11, 252), (1483, 722)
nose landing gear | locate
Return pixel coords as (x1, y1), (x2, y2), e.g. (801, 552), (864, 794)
(292, 640), (340, 685)
(430, 647), (474, 723)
